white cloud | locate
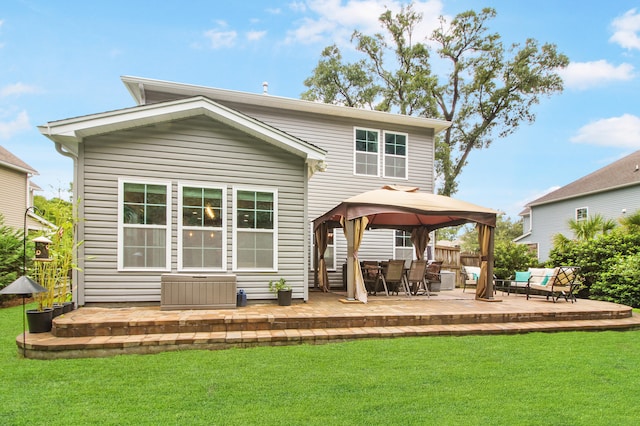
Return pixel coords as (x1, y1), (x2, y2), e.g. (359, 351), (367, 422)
(0, 110), (30, 139)
(285, 0), (444, 46)
(246, 30), (267, 41)
(558, 60), (635, 90)
(610, 8), (640, 50)
(0, 82), (40, 97)
(203, 28), (237, 49)
(571, 114), (640, 148)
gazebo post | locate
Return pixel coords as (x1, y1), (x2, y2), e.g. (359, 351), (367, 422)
(344, 219), (355, 300)
(487, 226), (495, 298)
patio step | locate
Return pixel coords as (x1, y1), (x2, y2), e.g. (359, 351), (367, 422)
(19, 314), (640, 359)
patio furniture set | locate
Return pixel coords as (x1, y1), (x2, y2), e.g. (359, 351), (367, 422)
(491, 266), (581, 303)
(362, 259), (443, 297)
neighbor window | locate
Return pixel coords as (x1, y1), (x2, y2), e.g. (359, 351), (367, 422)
(383, 131), (408, 179)
(179, 184), (226, 271)
(576, 207), (588, 221)
(394, 230), (414, 264)
(354, 128), (380, 176)
(233, 188), (277, 271)
(118, 179), (171, 270)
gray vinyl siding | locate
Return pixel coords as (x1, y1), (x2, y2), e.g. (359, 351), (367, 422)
(522, 184), (640, 261)
(0, 167), (27, 230)
(216, 102), (435, 286)
(78, 116), (307, 304)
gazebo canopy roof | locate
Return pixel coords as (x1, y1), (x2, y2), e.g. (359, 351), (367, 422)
(313, 185), (498, 231)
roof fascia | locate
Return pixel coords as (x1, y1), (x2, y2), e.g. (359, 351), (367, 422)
(528, 181), (640, 208)
(39, 96), (327, 163)
(121, 75), (452, 133)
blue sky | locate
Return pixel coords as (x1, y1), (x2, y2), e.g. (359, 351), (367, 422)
(1, 0), (639, 218)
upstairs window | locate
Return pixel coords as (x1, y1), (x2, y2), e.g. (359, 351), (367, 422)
(354, 128), (380, 176)
(118, 179), (171, 271)
(383, 132), (408, 179)
(576, 207), (588, 221)
(179, 184), (226, 271)
(233, 188), (277, 271)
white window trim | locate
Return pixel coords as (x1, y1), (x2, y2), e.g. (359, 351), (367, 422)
(117, 178), (172, 272)
(393, 229), (415, 260)
(353, 127), (380, 177)
(232, 186), (278, 272)
(382, 130), (409, 180)
(177, 181), (227, 272)
(576, 207), (588, 221)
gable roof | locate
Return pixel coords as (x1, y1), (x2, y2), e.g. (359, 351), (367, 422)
(0, 145), (37, 174)
(528, 150), (640, 207)
(38, 95), (327, 172)
(121, 76), (452, 133)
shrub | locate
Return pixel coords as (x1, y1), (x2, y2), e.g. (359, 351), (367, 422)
(0, 215), (25, 300)
(591, 253), (640, 307)
(493, 241), (538, 279)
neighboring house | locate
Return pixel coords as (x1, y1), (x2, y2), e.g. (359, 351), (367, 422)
(516, 150), (640, 261)
(0, 145), (51, 232)
(39, 76), (450, 305)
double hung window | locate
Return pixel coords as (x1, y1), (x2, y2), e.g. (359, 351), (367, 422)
(179, 184), (226, 270)
(383, 131), (408, 179)
(118, 179), (171, 270)
(234, 188), (277, 271)
(354, 128), (380, 176)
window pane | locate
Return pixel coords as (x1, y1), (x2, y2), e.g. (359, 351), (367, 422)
(123, 228), (166, 268)
(237, 232), (274, 269)
(182, 230), (222, 268)
(146, 206), (167, 225)
(385, 156), (406, 178)
(123, 183), (145, 203)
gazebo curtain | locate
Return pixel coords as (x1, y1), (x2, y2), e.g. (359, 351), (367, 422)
(342, 216), (369, 303)
(410, 226), (430, 260)
(477, 223), (491, 299)
(315, 222), (329, 292)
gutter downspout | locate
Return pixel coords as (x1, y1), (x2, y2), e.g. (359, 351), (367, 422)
(54, 142), (84, 307)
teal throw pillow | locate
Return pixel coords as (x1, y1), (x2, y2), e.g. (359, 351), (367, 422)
(541, 274), (550, 286)
(472, 273), (478, 280)
(515, 271), (531, 282)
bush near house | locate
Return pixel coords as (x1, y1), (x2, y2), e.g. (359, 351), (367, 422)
(493, 240), (539, 279)
(548, 228), (640, 307)
(0, 214), (25, 300)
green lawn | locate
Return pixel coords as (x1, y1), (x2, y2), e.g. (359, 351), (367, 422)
(1, 303), (639, 425)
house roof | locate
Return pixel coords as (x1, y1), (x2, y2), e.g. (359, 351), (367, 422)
(0, 145), (37, 175)
(121, 75), (452, 133)
(527, 150), (640, 207)
(38, 95), (327, 172)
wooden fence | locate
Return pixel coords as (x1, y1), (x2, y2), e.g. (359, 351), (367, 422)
(434, 245), (480, 287)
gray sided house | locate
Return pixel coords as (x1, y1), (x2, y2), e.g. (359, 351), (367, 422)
(39, 76), (450, 305)
(0, 145), (50, 232)
(516, 150), (640, 261)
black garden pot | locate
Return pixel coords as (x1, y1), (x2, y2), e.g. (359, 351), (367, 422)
(26, 308), (53, 333)
(277, 289), (292, 306)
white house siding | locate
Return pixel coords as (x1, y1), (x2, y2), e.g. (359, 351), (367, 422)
(78, 116), (307, 304)
(218, 102), (436, 286)
(0, 167), (28, 230)
(520, 185), (640, 261)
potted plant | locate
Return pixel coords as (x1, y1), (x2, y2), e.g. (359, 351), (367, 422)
(269, 278), (292, 306)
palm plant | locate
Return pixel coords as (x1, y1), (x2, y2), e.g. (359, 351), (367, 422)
(568, 214), (616, 240)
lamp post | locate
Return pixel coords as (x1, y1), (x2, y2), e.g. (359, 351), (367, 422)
(23, 206), (43, 274)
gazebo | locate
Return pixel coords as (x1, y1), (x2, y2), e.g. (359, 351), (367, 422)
(313, 185), (499, 303)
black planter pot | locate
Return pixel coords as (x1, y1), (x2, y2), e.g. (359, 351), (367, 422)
(277, 289), (292, 306)
(52, 304), (64, 318)
(62, 301), (74, 313)
(26, 308), (53, 333)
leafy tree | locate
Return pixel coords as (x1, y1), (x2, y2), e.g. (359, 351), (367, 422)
(303, 5), (568, 196)
(567, 214), (616, 240)
(493, 241), (538, 279)
(459, 214), (524, 252)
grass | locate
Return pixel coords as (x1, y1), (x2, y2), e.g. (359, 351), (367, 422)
(1, 304), (639, 425)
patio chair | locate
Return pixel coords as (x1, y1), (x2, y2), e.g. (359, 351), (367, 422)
(527, 266), (580, 303)
(425, 261), (443, 292)
(380, 259), (405, 296)
(406, 259), (429, 297)
(462, 265), (480, 292)
(362, 261), (384, 296)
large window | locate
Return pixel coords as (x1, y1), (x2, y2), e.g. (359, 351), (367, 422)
(384, 131), (408, 179)
(118, 179), (171, 271)
(179, 183), (226, 271)
(354, 128), (380, 176)
(233, 188), (277, 271)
